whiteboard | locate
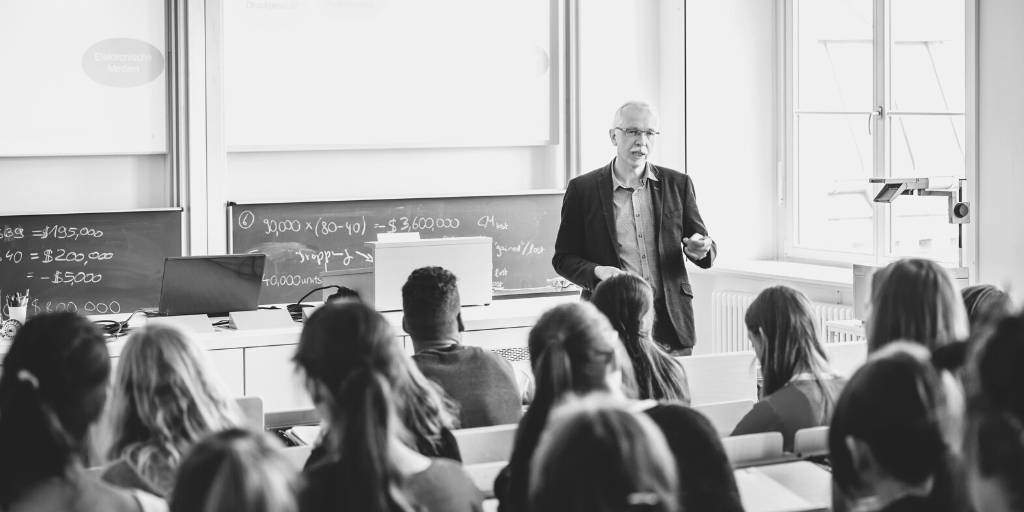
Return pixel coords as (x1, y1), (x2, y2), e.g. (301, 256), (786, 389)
(223, 0), (558, 151)
(0, 1), (167, 157)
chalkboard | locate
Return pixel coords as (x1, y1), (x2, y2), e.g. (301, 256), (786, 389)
(228, 192), (564, 304)
(0, 209), (183, 316)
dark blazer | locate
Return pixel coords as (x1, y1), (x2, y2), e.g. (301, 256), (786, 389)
(552, 160), (716, 348)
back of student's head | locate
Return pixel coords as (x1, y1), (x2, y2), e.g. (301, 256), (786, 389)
(504, 302), (629, 512)
(962, 284), (1015, 336)
(591, 273), (690, 404)
(745, 286), (836, 413)
(830, 343), (948, 501)
(298, 298), (455, 452)
(963, 312), (1024, 511)
(529, 397), (679, 512)
(294, 301), (417, 512)
(0, 312), (110, 507)
(402, 266), (461, 341)
(108, 324), (241, 487)
(171, 429), (300, 512)
(867, 258), (968, 352)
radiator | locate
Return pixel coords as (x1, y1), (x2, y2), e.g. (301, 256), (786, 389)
(710, 291), (854, 353)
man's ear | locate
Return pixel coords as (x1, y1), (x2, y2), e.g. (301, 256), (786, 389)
(609, 128), (617, 145)
(456, 313), (465, 333)
(402, 316), (409, 334)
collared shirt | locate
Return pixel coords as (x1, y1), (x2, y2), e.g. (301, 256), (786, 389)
(611, 160), (663, 297)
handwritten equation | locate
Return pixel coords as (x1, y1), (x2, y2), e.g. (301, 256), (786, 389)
(238, 210), (549, 290)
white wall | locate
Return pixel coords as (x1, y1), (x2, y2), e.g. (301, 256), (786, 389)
(977, 0), (1024, 298)
(0, 155), (168, 214)
(685, 0), (777, 262)
(224, 146), (562, 205)
(579, 0), (686, 173)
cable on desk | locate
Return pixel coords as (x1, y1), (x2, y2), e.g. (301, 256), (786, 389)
(94, 309), (147, 341)
(286, 285), (342, 321)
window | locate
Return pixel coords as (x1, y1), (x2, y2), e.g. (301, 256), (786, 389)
(784, 0), (966, 265)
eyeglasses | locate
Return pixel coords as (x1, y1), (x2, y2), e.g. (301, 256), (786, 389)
(615, 127), (660, 139)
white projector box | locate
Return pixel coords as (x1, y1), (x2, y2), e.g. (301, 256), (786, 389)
(364, 236), (492, 311)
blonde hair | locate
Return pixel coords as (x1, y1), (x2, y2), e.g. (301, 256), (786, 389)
(107, 324), (242, 493)
(867, 258), (969, 352)
(170, 428), (300, 512)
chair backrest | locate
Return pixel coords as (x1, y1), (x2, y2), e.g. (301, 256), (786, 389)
(464, 461), (507, 499)
(279, 445), (313, 472)
(824, 341), (868, 378)
(235, 395), (265, 431)
(452, 423), (518, 465)
(721, 432), (789, 468)
(793, 426), (830, 458)
(693, 399), (756, 437)
(677, 351), (758, 406)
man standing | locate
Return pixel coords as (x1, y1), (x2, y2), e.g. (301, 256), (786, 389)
(403, 266), (524, 428)
(552, 101), (716, 355)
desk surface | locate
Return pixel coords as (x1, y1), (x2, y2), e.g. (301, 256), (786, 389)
(736, 461), (831, 512)
(0, 294), (579, 358)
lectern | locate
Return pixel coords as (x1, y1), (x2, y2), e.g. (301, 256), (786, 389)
(364, 236), (493, 311)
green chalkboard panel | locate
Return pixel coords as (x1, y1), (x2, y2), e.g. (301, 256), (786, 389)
(228, 192), (564, 304)
(0, 209), (183, 316)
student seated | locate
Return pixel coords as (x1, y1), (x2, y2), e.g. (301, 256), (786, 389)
(830, 343), (957, 512)
(963, 311), (1024, 512)
(590, 272), (691, 404)
(731, 286), (845, 451)
(299, 299), (462, 467)
(295, 301), (483, 512)
(495, 302), (742, 512)
(529, 397), (679, 512)
(403, 266), (523, 428)
(934, 284), (1015, 374)
(104, 324), (243, 497)
(0, 312), (167, 512)
(170, 429), (301, 512)
(962, 284), (1015, 335)
(866, 258), (969, 352)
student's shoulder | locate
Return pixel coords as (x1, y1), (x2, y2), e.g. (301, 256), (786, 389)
(85, 477), (167, 512)
(413, 458), (485, 499)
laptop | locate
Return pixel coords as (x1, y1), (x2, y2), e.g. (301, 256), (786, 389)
(156, 254), (266, 316)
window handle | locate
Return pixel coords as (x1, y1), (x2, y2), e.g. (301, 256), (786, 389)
(868, 107), (883, 135)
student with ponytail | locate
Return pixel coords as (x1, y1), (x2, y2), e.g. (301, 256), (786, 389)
(591, 272), (690, 404)
(0, 312), (166, 512)
(495, 302), (742, 512)
(732, 285), (845, 450)
(295, 301), (482, 512)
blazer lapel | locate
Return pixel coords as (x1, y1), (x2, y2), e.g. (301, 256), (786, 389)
(650, 164), (664, 242)
(597, 163), (618, 254)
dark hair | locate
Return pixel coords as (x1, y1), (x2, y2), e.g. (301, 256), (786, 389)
(501, 302), (628, 512)
(529, 397), (679, 512)
(0, 312), (111, 507)
(401, 266), (460, 341)
(327, 286), (361, 303)
(293, 301), (416, 512)
(962, 285), (1015, 336)
(171, 429), (301, 512)
(830, 343), (948, 499)
(964, 312), (1024, 510)
(591, 273), (690, 404)
(745, 286), (837, 419)
(867, 258), (968, 352)
(649, 405), (744, 512)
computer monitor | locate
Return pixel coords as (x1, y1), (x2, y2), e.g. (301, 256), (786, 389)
(157, 254), (266, 316)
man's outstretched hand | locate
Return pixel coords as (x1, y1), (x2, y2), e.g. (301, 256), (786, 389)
(682, 233), (713, 262)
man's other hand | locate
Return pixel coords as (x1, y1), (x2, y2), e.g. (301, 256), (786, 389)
(594, 266), (624, 281)
(682, 233), (713, 262)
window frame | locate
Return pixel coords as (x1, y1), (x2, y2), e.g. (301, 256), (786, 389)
(779, 0), (978, 272)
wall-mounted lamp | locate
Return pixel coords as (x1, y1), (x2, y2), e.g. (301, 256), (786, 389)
(869, 177), (970, 224)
